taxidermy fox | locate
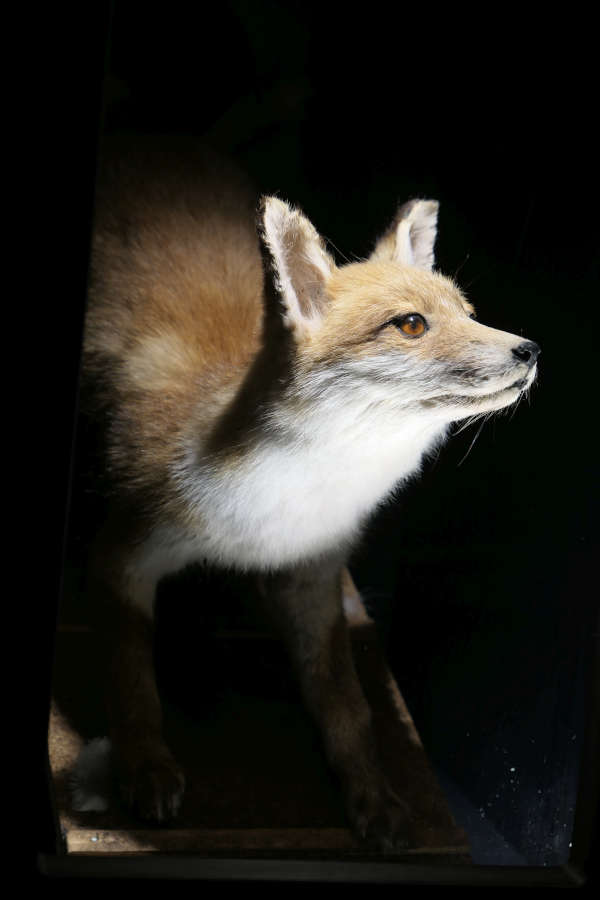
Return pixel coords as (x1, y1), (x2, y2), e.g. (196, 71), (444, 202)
(81, 135), (539, 849)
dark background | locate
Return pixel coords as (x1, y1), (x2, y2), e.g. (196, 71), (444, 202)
(39, 0), (597, 877)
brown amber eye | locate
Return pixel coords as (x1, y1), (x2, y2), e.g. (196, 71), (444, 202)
(397, 313), (427, 337)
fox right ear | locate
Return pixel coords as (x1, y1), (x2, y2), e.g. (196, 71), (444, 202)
(259, 196), (336, 339)
(370, 199), (439, 271)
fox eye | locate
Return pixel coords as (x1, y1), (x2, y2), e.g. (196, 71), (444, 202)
(393, 313), (427, 337)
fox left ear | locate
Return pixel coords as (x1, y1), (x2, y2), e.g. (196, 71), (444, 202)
(370, 199), (439, 271)
(259, 196), (336, 339)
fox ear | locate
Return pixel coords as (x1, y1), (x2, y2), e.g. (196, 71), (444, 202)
(371, 199), (439, 271)
(259, 196), (336, 337)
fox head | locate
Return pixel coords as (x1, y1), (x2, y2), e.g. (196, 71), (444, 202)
(259, 196), (539, 428)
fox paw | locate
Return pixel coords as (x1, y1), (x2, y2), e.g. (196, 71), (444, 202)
(117, 746), (185, 823)
(347, 776), (412, 852)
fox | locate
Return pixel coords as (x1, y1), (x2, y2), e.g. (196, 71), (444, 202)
(79, 134), (539, 850)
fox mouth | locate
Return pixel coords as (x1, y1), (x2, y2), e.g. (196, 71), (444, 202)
(466, 373), (531, 397)
(428, 366), (537, 411)
(474, 376), (527, 399)
(457, 368), (536, 407)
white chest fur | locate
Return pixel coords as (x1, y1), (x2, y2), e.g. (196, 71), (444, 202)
(127, 412), (447, 616)
(185, 412), (445, 567)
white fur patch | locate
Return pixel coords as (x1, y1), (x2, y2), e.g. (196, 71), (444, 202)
(127, 402), (449, 617)
(166, 392), (449, 573)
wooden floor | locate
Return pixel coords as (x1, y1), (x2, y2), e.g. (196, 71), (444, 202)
(48, 573), (470, 864)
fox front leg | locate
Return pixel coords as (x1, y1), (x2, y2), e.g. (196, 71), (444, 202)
(88, 543), (185, 823)
(104, 605), (186, 822)
(262, 561), (411, 850)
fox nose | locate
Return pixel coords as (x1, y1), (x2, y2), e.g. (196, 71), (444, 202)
(512, 341), (541, 365)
